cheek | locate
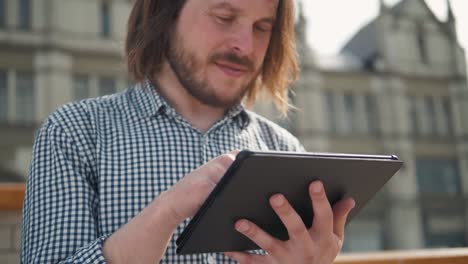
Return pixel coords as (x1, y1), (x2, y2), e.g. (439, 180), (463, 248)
(255, 36), (272, 64)
(177, 11), (220, 63)
(258, 38), (270, 63)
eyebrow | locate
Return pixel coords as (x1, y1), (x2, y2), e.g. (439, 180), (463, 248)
(210, 1), (242, 13)
(210, 1), (276, 23)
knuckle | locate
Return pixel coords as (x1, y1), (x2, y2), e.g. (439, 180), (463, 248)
(262, 239), (278, 253)
(195, 178), (215, 191)
(337, 239), (344, 252)
(324, 208), (334, 220)
(323, 237), (341, 255)
(289, 223), (306, 237)
(316, 206), (333, 221)
(210, 163), (225, 176)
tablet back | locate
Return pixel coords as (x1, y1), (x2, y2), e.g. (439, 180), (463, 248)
(176, 151), (403, 254)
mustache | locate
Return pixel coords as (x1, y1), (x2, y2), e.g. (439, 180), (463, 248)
(210, 52), (254, 71)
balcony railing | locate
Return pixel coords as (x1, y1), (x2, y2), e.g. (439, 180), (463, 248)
(335, 248), (468, 263)
(0, 183), (25, 210)
(1, 184), (468, 263)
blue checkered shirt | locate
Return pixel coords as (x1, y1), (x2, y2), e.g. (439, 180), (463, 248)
(21, 80), (304, 263)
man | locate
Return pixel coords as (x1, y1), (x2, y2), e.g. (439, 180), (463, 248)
(21, 0), (355, 263)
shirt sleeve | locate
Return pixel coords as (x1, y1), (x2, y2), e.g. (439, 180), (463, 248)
(21, 118), (110, 264)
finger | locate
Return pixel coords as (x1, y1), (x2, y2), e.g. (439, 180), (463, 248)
(205, 153), (236, 183)
(270, 194), (311, 243)
(215, 153), (237, 169)
(205, 150), (240, 184)
(224, 252), (265, 263)
(309, 181), (334, 236)
(234, 219), (285, 257)
(228, 149), (241, 156)
(332, 197), (355, 241)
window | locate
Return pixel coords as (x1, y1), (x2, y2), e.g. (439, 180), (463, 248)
(364, 94), (379, 134)
(16, 72), (35, 123)
(442, 98), (454, 136)
(0, 70), (7, 121)
(409, 96), (420, 136)
(417, 157), (465, 247)
(74, 75), (90, 101)
(424, 96), (437, 136)
(325, 91), (337, 134)
(101, 2), (111, 38)
(343, 219), (383, 252)
(417, 25), (428, 64)
(0, 0), (5, 28)
(99, 77), (116, 96)
(19, 0), (31, 30)
(423, 213), (466, 248)
(344, 93), (356, 133)
(416, 159), (461, 195)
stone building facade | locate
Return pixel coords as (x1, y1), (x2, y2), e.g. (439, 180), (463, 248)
(257, 0), (468, 251)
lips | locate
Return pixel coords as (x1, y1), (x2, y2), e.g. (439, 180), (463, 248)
(215, 61), (249, 78)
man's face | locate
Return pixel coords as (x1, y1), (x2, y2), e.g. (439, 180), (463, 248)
(167, 0), (278, 108)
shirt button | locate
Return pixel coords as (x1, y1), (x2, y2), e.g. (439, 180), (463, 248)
(207, 255), (216, 264)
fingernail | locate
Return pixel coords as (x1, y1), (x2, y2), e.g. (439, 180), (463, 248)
(311, 182), (322, 194)
(226, 153), (236, 161)
(272, 194), (284, 207)
(236, 220), (249, 232)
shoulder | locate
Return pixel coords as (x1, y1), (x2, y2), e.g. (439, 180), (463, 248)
(244, 110), (305, 152)
(38, 89), (135, 150)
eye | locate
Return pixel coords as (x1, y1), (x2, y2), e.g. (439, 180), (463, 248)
(255, 25), (271, 33)
(215, 15), (234, 24)
(255, 23), (273, 33)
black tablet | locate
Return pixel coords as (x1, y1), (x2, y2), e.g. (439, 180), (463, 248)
(176, 150), (403, 254)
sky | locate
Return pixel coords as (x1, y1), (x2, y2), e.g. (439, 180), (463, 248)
(303, 0), (468, 64)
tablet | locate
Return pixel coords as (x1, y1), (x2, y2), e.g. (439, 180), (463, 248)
(176, 150), (403, 254)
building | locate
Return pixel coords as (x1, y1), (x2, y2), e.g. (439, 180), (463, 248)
(0, 0), (132, 177)
(275, 0), (467, 251)
(0, 0), (467, 257)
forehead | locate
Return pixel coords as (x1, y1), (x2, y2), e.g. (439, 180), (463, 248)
(203, 0), (279, 17)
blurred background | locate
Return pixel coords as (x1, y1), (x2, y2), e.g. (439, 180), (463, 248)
(0, 0), (467, 262)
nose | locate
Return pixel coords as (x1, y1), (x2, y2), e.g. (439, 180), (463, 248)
(229, 26), (254, 56)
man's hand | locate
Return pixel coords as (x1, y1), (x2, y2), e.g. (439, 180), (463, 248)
(159, 151), (239, 224)
(103, 151), (238, 264)
(225, 181), (355, 264)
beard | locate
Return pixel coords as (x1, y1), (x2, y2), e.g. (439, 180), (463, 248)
(166, 32), (258, 109)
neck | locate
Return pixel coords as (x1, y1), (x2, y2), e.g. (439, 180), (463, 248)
(153, 61), (227, 133)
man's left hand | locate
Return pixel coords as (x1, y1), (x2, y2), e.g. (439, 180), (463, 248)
(225, 181), (355, 264)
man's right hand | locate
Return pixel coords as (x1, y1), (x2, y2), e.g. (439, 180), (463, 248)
(103, 151), (238, 264)
(159, 151), (239, 225)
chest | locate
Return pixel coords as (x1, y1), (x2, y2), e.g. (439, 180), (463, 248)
(94, 117), (272, 231)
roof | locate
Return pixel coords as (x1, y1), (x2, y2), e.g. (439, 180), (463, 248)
(338, 0), (449, 71)
(340, 21), (378, 70)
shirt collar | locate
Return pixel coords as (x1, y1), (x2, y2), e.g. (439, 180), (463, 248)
(131, 79), (167, 118)
(225, 103), (250, 130)
(133, 79), (250, 129)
